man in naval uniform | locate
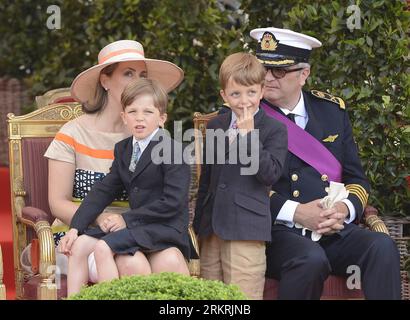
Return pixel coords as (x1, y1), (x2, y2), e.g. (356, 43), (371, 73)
(248, 27), (401, 299)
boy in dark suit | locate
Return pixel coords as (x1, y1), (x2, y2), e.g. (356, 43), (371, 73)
(193, 52), (288, 299)
(59, 78), (191, 295)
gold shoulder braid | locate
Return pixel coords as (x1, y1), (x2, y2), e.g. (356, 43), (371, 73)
(311, 90), (345, 110)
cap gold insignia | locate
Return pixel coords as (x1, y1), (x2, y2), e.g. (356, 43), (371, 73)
(261, 32), (278, 51)
(322, 134), (339, 142)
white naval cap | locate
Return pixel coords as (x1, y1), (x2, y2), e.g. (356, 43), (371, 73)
(250, 27), (322, 67)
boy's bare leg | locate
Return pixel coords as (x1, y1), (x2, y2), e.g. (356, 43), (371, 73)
(67, 235), (99, 296)
(148, 247), (189, 275)
(115, 251), (152, 276)
(94, 240), (119, 282)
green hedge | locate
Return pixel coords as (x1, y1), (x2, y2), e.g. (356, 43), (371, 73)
(68, 272), (247, 300)
(0, 0), (408, 215)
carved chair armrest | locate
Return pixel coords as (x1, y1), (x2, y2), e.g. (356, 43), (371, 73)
(363, 205), (389, 235)
(21, 206), (51, 224)
(19, 206), (56, 279)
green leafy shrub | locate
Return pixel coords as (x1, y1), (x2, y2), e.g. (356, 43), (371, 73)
(68, 272), (247, 300)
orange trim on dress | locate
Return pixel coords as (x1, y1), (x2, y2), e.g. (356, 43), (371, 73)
(99, 49), (145, 64)
(55, 133), (114, 159)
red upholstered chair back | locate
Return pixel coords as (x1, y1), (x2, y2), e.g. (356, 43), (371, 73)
(21, 138), (54, 224)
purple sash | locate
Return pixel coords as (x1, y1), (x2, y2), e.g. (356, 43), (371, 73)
(261, 102), (342, 182)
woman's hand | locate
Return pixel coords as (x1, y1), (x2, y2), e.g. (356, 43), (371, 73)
(58, 228), (79, 256)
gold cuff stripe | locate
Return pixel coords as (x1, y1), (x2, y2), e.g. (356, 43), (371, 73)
(347, 186), (368, 206)
(349, 190), (366, 208)
(346, 185), (368, 207)
(346, 184), (368, 208)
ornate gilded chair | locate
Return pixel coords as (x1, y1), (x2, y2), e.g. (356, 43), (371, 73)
(0, 245), (6, 299)
(192, 109), (391, 300)
(8, 102), (82, 299)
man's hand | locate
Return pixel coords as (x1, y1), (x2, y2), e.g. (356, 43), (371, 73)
(294, 199), (333, 231)
(101, 214), (126, 233)
(316, 201), (349, 235)
(58, 228), (78, 256)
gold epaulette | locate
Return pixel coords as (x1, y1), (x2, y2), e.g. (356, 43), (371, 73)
(346, 184), (369, 209)
(311, 90), (345, 110)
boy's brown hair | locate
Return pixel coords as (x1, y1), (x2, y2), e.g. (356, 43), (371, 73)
(121, 78), (168, 114)
(219, 52), (266, 90)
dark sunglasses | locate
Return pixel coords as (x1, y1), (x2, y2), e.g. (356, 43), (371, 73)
(265, 67), (304, 79)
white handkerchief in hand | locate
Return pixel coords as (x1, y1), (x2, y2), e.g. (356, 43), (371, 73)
(296, 181), (349, 242)
(312, 181), (349, 241)
(320, 181), (349, 210)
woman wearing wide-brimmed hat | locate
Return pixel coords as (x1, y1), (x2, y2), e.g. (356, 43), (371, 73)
(45, 40), (186, 292)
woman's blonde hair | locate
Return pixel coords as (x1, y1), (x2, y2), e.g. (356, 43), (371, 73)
(121, 78), (168, 114)
(219, 52), (265, 90)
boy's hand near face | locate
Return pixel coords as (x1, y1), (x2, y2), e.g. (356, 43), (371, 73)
(237, 106), (254, 135)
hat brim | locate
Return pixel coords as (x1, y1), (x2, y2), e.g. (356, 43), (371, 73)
(257, 57), (298, 68)
(70, 57), (184, 106)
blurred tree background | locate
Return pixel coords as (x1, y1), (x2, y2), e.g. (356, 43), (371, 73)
(0, 0), (408, 215)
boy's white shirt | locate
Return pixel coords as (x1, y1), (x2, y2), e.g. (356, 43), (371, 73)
(132, 127), (160, 154)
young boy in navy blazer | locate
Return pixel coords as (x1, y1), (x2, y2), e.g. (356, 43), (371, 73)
(59, 78), (191, 295)
(193, 52), (288, 299)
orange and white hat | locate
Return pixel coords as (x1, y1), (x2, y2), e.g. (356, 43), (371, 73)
(70, 40), (184, 106)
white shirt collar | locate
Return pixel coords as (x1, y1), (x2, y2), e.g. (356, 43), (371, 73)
(132, 127), (159, 154)
(279, 92), (306, 118)
(279, 93), (308, 129)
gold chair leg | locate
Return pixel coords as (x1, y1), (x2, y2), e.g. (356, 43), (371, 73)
(0, 284), (5, 300)
(35, 221), (57, 300)
(15, 270), (24, 299)
(187, 225), (200, 278)
(38, 279), (57, 300)
(0, 245), (6, 300)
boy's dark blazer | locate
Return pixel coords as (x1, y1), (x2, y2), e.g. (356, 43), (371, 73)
(71, 130), (191, 258)
(193, 108), (287, 241)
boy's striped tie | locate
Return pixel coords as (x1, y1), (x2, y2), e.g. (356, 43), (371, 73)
(129, 142), (141, 172)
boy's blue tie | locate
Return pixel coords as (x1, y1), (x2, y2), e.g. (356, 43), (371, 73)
(129, 142), (141, 172)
